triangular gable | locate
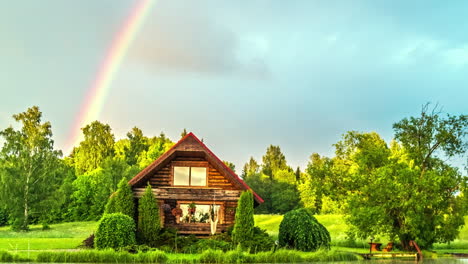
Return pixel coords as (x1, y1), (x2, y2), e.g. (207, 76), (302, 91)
(129, 132), (264, 204)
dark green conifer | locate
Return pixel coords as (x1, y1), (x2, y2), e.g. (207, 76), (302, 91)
(137, 184), (160, 246)
(232, 191), (255, 248)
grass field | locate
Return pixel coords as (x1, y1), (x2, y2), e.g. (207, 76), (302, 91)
(0, 221), (97, 251)
(0, 215), (467, 253)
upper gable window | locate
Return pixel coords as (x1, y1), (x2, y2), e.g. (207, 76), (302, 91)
(174, 166), (207, 186)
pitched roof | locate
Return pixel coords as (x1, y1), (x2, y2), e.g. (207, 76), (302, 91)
(128, 132), (264, 204)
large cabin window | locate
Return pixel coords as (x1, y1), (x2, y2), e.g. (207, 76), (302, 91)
(173, 166), (207, 186)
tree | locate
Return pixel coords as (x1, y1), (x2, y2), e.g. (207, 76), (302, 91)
(232, 191), (255, 248)
(242, 157), (259, 178)
(393, 103), (467, 176)
(124, 127), (149, 166)
(337, 128), (466, 249)
(300, 153), (337, 213)
(138, 135), (174, 168)
(73, 121), (115, 174)
(180, 128), (188, 138)
(137, 184), (160, 246)
(262, 145), (288, 177)
(114, 178), (135, 218)
(0, 106), (62, 230)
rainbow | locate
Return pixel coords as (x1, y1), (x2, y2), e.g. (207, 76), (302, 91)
(65, 0), (155, 153)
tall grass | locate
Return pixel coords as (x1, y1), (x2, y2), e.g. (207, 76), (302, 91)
(6, 248), (358, 263)
(36, 249), (168, 263)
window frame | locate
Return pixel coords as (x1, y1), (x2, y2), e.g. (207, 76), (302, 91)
(172, 165), (208, 187)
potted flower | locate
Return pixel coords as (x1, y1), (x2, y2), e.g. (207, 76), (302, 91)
(188, 202), (197, 215)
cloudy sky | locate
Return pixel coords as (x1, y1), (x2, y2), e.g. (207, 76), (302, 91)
(1, 0), (467, 171)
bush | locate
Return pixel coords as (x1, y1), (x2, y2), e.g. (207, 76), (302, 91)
(232, 191), (255, 248)
(278, 208), (331, 251)
(95, 213), (136, 250)
(184, 238), (232, 253)
(138, 184), (161, 246)
(242, 226), (275, 253)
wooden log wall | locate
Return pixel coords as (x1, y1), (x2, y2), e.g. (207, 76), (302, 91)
(147, 156), (236, 189)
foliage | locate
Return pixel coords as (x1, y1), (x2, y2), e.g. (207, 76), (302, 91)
(138, 133), (174, 168)
(73, 121), (115, 174)
(0, 207), (8, 227)
(299, 153), (336, 214)
(393, 103), (467, 175)
(336, 124), (466, 248)
(138, 184), (161, 246)
(241, 226), (275, 252)
(0, 106), (62, 230)
(70, 168), (111, 220)
(241, 157), (260, 178)
(95, 213), (136, 250)
(104, 192), (117, 214)
(262, 145), (289, 177)
(232, 191), (255, 248)
(114, 178), (135, 218)
(279, 208), (331, 251)
(124, 127), (149, 166)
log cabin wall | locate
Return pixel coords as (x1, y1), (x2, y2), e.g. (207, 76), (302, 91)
(148, 156), (236, 189)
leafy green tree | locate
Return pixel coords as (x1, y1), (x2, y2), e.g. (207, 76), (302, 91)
(242, 157), (259, 178)
(70, 168), (110, 220)
(336, 128), (466, 249)
(393, 103), (467, 176)
(244, 172), (273, 213)
(232, 191), (255, 248)
(300, 153), (336, 213)
(124, 127), (149, 166)
(138, 134), (174, 168)
(262, 145), (288, 177)
(0, 106), (62, 230)
(73, 121), (115, 174)
(138, 184), (160, 246)
(271, 169), (300, 213)
(114, 178), (135, 218)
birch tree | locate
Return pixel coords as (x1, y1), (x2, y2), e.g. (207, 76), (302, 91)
(0, 106), (61, 230)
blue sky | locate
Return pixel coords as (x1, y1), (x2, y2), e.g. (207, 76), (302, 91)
(1, 1), (467, 172)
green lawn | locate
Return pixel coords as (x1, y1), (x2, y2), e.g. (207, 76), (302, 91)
(0, 215), (467, 252)
(0, 221), (97, 251)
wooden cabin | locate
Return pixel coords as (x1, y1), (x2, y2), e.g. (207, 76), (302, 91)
(129, 132), (263, 235)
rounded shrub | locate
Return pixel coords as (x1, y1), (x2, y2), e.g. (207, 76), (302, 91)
(278, 208), (331, 251)
(95, 213), (136, 250)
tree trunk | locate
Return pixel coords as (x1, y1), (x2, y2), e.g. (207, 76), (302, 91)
(399, 234), (414, 251)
